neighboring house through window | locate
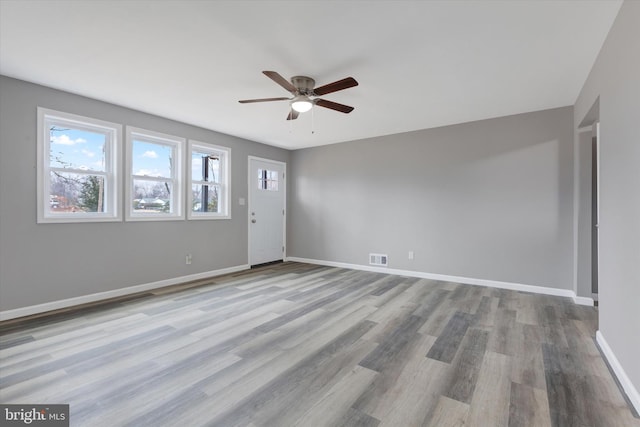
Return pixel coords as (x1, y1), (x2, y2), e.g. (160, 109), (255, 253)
(37, 107), (121, 223)
(126, 127), (184, 221)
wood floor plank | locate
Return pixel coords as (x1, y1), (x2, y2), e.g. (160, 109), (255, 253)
(0, 369), (67, 402)
(542, 342), (591, 426)
(352, 333), (443, 422)
(424, 396), (470, 427)
(292, 365), (378, 427)
(487, 307), (518, 356)
(0, 324), (176, 388)
(508, 381), (551, 427)
(465, 351), (512, 427)
(473, 295), (500, 329)
(539, 304), (570, 348)
(515, 293), (541, 325)
(506, 320), (544, 388)
(338, 407), (382, 427)
(412, 287), (449, 320)
(369, 275), (409, 296)
(359, 314), (426, 372)
(0, 335), (34, 350)
(71, 351), (240, 427)
(276, 303), (378, 352)
(207, 321), (377, 426)
(425, 311), (474, 363)
(444, 327), (489, 403)
(366, 334), (445, 426)
(418, 295), (457, 336)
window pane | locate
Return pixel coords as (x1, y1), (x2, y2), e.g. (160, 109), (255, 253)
(191, 151), (220, 182)
(191, 184), (219, 213)
(49, 126), (106, 172)
(39, 108), (122, 223)
(131, 140), (173, 178)
(48, 172), (105, 213)
(187, 141), (229, 220)
(257, 168), (278, 191)
(132, 179), (172, 213)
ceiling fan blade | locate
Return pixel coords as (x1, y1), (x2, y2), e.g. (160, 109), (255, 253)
(238, 97), (290, 104)
(313, 77), (358, 96)
(263, 71), (297, 94)
(315, 99), (354, 114)
(287, 109), (299, 120)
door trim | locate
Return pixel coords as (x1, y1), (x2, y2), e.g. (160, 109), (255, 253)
(247, 156), (287, 266)
(592, 122), (600, 297)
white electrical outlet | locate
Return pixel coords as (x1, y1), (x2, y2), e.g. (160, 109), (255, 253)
(408, 251), (414, 260)
(186, 254), (192, 265)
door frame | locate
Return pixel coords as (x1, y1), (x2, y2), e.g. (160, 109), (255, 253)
(247, 156), (287, 266)
(592, 122), (600, 298)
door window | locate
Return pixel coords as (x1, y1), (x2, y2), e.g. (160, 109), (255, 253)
(257, 169), (279, 191)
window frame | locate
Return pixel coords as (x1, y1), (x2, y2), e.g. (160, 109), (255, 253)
(187, 140), (231, 220)
(125, 126), (184, 221)
(37, 107), (122, 223)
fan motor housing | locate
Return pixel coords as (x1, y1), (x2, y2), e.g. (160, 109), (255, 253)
(291, 76), (315, 95)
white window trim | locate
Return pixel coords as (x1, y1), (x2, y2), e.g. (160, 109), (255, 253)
(187, 140), (231, 220)
(125, 126), (185, 221)
(37, 107), (122, 223)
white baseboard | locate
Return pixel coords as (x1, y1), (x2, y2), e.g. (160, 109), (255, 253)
(572, 295), (595, 306)
(286, 256), (590, 303)
(596, 331), (640, 414)
(0, 264), (250, 322)
(2, 258), (595, 322)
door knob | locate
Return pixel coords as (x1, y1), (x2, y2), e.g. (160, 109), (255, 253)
(251, 219), (256, 223)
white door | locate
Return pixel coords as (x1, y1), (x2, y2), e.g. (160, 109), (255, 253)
(249, 157), (286, 266)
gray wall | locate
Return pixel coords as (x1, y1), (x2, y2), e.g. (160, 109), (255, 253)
(574, 0), (640, 396)
(289, 106), (574, 290)
(0, 76), (289, 311)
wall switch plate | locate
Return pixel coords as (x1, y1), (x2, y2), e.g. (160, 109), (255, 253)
(186, 254), (192, 265)
(408, 251), (414, 260)
(239, 198), (246, 206)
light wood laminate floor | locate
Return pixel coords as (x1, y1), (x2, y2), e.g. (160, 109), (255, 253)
(1, 262), (638, 426)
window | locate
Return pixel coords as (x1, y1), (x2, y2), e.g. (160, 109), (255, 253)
(37, 108), (121, 223)
(126, 127), (184, 221)
(188, 141), (230, 219)
(257, 168), (279, 191)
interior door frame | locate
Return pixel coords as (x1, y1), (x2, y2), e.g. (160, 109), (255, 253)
(247, 156), (287, 266)
(592, 122), (600, 297)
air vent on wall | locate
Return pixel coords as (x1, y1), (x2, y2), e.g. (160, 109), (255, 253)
(369, 253), (388, 267)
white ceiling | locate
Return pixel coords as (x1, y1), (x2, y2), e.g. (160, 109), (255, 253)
(0, 0), (622, 150)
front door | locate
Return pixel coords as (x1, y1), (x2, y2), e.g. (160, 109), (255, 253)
(249, 157), (286, 266)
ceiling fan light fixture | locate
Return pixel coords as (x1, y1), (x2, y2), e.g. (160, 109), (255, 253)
(291, 95), (313, 113)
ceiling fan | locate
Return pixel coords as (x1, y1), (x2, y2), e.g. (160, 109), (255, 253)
(239, 71), (358, 120)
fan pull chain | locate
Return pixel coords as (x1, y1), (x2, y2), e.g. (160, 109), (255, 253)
(289, 109), (293, 133)
(311, 104), (315, 134)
